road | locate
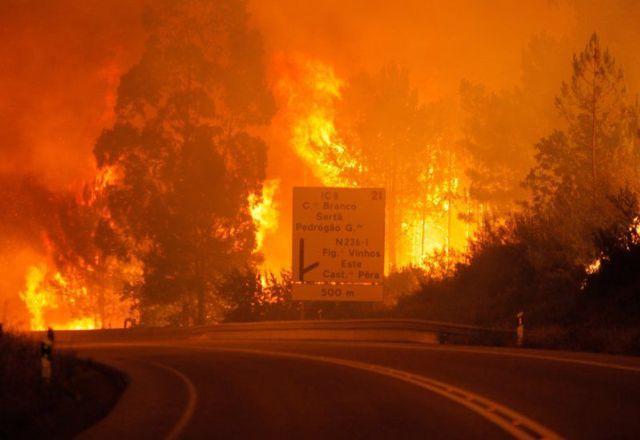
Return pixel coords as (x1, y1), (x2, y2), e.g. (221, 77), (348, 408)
(71, 338), (640, 439)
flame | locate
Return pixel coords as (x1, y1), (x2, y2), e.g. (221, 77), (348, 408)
(16, 162), (142, 331)
(19, 266), (52, 331)
(275, 56), (477, 270)
(18, 258), (140, 331)
(275, 57), (361, 186)
(249, 178), (280, 252)
(17, 54), (480, 330)
(95, 165), (123, 191)
(54, 317), (97, 331)
(19, 265), (97, 331)
(586, 258), (602, 275)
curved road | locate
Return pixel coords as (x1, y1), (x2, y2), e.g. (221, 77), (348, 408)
(73, 339), (640, 439)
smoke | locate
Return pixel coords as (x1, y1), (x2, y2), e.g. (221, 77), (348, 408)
(0, 0), (145, 188)
(0, 0), (145, 326)
(249, 0), (576, 97)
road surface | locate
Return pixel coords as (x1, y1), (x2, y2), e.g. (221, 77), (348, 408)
(71, 338), (640, 439)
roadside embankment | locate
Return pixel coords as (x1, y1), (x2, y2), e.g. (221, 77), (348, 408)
(0, 332), (126, 438)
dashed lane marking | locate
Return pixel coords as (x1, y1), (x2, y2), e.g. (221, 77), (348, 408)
(241, 340), (640, 374)
(329, 342), (640, 374)
(70, 341), (575, 438)
(184, 345), (563, 440)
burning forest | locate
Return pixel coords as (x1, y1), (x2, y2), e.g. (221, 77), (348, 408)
(2, 0), (640, 350)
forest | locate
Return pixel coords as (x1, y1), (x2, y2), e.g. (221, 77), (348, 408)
(1, 0), (639, 352)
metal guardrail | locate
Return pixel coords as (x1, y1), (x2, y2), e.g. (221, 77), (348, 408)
(48, 319), (515, 346)
(194, 319), (515, 346)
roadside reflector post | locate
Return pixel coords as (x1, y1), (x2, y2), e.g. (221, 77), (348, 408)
(40, 327), (54, 383)
(516, 312), (524, 347)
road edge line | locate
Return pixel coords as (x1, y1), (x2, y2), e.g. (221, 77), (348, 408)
(147, 360), (198, 440)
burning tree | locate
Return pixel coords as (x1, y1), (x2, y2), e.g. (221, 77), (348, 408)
(93, 0), (275, 325)
(333, 65), (461, 269)
(278, 60), (472, 270)
(0, 171), (139, 330)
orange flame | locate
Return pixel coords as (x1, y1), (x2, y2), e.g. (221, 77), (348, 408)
(275, 58), (361, 186)
(249, 178), (280, 252)
(19, 266), (51, 331)
(275, 56), (476, 271)
(19, 265), (99, 331)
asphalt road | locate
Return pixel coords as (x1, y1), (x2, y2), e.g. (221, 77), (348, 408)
(72, 339), (640, 440)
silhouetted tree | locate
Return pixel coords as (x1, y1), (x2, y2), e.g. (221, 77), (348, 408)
(218, 268), (262, 322)
(219, 269), (298, 322)
(459, 81), (532, 212)
(93, 0), (275, 325)
(525, 33), (639, 262)
(459, 34), (568, 215)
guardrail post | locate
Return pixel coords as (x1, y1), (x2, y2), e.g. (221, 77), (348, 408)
(40, 327), (54, 383)
(516, 311), (524, 347)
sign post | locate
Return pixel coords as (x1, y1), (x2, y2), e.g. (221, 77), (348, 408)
(292, 187), (385, 302)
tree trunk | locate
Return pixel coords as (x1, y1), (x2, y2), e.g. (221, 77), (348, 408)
(388, 157), (398, 271)
(196, 285), (205, 326)
(591, 60), (598, 208)
(98, 287), (105, 329)
(195, 257), (205, 325)
(446, 148), (453, 258)
(420, 195), (427, 264)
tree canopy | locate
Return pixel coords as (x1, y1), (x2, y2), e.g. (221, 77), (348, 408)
(93, 0), (275, 325)
(525, 33), (639, 262)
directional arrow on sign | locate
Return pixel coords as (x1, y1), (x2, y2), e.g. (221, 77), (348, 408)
(298, 238), (319, 281)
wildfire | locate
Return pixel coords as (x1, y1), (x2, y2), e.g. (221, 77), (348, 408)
(16, 52), (479, 331)
(249, 178), (280, 252)
(19, 265), (99, 331)
(19, 266), (51, 331)
(586, 258), (602, 275)
(95, 164), (123, 191)
(274, 56), (476, 271)
(18, 252), (141, 331)
(275, 57), (361, 187)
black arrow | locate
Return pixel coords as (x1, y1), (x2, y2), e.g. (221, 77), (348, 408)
(299, 238), (319, 281)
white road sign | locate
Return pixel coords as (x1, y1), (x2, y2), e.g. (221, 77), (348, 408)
(292, 187), (385, 301)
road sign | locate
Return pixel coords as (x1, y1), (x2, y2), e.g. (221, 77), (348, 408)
(292, 187), (385, 301)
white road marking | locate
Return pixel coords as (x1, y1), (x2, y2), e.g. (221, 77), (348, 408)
(185, 345), (563, 440)
(319, 342), (640, 373)
(425, 346), (640, 373)
(66, 337), (640, 373)
(225, 339), (640, 374)
(147, 360), (198, 440)
(72, 339), (638, 439)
